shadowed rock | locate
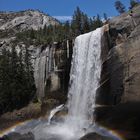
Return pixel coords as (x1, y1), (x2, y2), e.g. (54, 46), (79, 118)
(80, 133), (115, 140)
(97, 4), (140, 105)
(2, 132), (34, 140)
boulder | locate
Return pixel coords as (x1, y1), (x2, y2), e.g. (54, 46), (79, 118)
(80, 133), (114, 140)
(95, 102), (140, 140)
(3, 132), (34, 140)
(0, 103), (42, 132)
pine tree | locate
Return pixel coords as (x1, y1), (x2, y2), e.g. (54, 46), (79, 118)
(43, 24), (47, 35)
(63, 21), (71, 39)
(0, 48), (11, 114)
(0, 47), (36, 115)
(103, 13), (108, 21)
(82, 13), (90, 33)
(91, 15), (103, 30)
(115, 0), (126, 14)
(24, 46), (36, 102)
(130, 0), (139, 9)
(71, 7), (83, 36)
(30, 29), (35, 39)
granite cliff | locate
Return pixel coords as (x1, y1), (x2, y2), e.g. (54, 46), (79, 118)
(0, 10), (59, 32)
(97, 4), (140, 105)
(95, 4), (140, 140)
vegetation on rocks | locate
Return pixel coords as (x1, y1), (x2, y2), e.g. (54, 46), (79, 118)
(115, 0), (126, 14)
(15, 7), (103, 46)
(129, 0), (140, 9)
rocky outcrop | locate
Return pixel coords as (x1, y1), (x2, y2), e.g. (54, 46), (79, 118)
(95, 102), (140, 140)
(2, 132), (34, 140)
(97, 4), (140, 105)
(80, 133), (114, 140)
(34, 41), (73, 103)
(0, 103), (42, 132)
(0, 10), (59, 32)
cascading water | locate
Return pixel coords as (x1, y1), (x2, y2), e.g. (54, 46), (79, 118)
(65, 27), (103, 134)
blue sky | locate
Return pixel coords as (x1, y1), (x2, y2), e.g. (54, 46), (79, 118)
(0, 0), (130, 21)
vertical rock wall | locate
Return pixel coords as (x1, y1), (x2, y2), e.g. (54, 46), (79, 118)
(34, 41), (73, 103)
(96, 5), (140, 105)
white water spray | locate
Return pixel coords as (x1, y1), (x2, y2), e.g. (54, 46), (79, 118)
(64, 27), (103, 136)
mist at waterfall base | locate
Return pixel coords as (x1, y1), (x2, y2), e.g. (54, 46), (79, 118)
(6, 27), (121, 140)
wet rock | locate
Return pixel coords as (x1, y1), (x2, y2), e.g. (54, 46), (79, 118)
(41, 99), (60, 115)
(0, 103), (42, 132)
(80, 133), (114, 140)
(95, 102), (140, 140)
(3, 132), (34, 140)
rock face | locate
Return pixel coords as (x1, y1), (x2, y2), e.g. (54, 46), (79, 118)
(0, 10), (59, 32)
(34, 41), (73, 103)
(0, 103), (42, 132)
(3, 132), (34, 140)
(97, 4), (140, 105)
(80, 133), (114, 140)
(95, 102), (140, 140)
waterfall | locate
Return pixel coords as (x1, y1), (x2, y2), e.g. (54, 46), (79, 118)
(64, 27), (103, 134)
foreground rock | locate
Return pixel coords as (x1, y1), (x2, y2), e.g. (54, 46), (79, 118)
(2, 132), (34, 140)
(0, 103), (42, 132)
(95, 102), (140, 140)
(80, 133), (115, 140)
(1, 132), (115, 140)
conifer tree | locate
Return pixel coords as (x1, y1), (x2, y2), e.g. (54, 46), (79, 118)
(115, 0), (126, 14)
(103, 13), (108, 21)
(71, 6), (83, 36)
(0, 49), (11, 114)
(130, 0), (139, 9)
(0, 47), (36, 114)
(82, 13), (90, 33)
(91, 15), (103, 30)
